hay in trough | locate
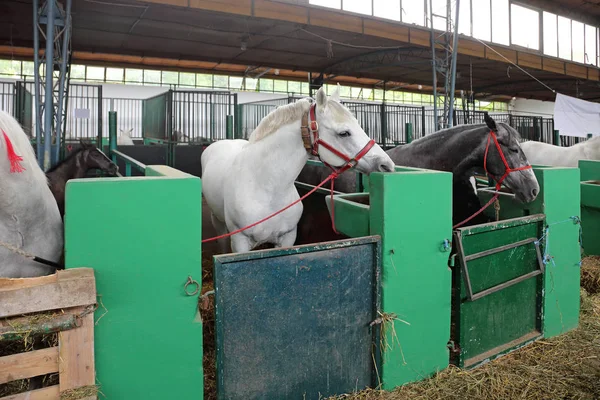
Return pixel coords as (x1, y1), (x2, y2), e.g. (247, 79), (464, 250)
(327, 289), (600, 400)
(200, 256), (217, 400)
(60, 384), (100, 400)
(581, 255), (600, 294)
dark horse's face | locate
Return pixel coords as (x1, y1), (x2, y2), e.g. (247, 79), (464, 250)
(80, 141), (119, 176)
(482, 114), (539, 203)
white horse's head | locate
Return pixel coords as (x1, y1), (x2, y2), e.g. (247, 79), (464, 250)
(119, 128), (133, 137)
(312, 86), (394, 174)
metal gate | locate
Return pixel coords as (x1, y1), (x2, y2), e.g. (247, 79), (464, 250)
(214, 236), (382, 400)
(14, 81), (33, 136)
(452, 214), (546, 368)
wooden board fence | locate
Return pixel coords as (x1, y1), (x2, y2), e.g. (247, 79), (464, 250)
(0, 268), (96, 400)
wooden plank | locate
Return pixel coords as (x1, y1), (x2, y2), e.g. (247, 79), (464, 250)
(309, 8), (363, 33)
(543, 57), (565, 74)
(566, 63), (588, 79)
(254, 0), (307, 24)
(0, 273), (57, 291)
(364, 19), (409, 42)
(0, 268), (96, 319)
(0, 347), (58, 384)
(517, 52), (542, 70)
(59, 311), (95, 392)
(458, 38), (485, 57)
(0, 312), (82, 342)
(485, 46), (517, 63)
(588, 67), (599, 81)
(0, 385), (59, 400)
(409, 28), (430, 47)
(188, 0), (252, 15)
(142, 0), (188, 6)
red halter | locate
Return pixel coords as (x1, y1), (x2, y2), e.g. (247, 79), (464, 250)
(484, 130), (532, 190)
(305, 103), (376, 175)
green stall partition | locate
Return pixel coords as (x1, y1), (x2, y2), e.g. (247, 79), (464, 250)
(580, 160), (600, 255)
(327, 166), (453, 389)
(64, 166), (203, 399)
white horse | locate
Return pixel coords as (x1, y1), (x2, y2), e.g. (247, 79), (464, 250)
(118, 128), (135, 145)
(0, 110), (63, 278)
(520, 136), (600, 167)
(201, 86), (395, 253)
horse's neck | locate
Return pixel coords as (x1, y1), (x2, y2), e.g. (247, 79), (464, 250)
(49, 154), (87, 184)
(393, 127), (484, 175)
(248, 121), (308, 189)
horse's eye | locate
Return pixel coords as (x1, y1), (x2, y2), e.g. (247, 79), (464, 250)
(510, 147), (519, 153)
(338, 131), (351, 137)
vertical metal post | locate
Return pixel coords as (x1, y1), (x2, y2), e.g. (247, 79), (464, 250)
(380, 101), (387, 149)
(447, 0), (460, 128)
(429, 0), (438, 130)
(43, 0), (55, 170)
(553, 130), (560, 146)
(421, 106), (426, 136)
(98, 85), (103, 149)
(109, 111), (117, 162)
(32, 0), (42, 164)
(406, 122), (413, 143)
(226, 115), (233, 140)
(52, 0), (71, 165)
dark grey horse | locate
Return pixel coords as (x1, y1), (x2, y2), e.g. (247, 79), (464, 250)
(295, 113), (539, 235)
(46, 140), (119, 218)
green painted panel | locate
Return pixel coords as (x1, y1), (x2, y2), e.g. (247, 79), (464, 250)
(325, 193), (371, 237)
(214, 237), (382, 400)
(368, 171), (453, 389)
(456, 217), (544, 368)
(579, 160), (600, 182)
(64, 172), (203, 399)
(142, 92), (168, 140)
(581, 180), (600, 255)
(530, 167), (581, 338)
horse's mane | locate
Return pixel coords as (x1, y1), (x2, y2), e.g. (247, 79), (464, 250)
(45, 145), (87, 173)
(249, 98), (312, 143)
(0, 110), (47, 185)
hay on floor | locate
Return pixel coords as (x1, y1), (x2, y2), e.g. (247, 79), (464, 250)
(581, 255), (600, 294)
(327, 289), (600, 400)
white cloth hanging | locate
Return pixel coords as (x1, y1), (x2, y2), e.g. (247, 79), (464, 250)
(554, 93), (600, 138)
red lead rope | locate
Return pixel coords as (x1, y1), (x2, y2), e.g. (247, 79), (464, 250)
(452, 130), (532, 229)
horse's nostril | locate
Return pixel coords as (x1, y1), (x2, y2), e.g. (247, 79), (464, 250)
(532, 188), (539, 197)
(380, 164), (392, 172)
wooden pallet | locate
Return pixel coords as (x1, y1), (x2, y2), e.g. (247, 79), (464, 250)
(0, 268), (96, 400)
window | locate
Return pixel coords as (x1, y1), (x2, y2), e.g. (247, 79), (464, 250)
(196, 74), (213, 87)
(543, 12), (558, 57)
(22, 61), (34, 77)
(87, 66), (105, 81)
(70, 65), (86, 80)
(572, 21), (585, 63)
(213, 75), (228, 89)
(301, 82), (310, 95)
(458, 0), (471, 35)
(309, 0), (340, 9)
(374, 0), (400, 21)
(472, 0), (491, 41)
(343, 0), (371, 15)
(558, 16), (572, 60)
(259, 79), (274, 92)
(245, 78), (258, 91)
(585, 25), (597, 65)
(229, 76), (243, 90)
(403, 0), (425, 26)
(274, 80), (287, 92)
(162, 71), (179, 85)
(106, 68), (124, 82)
(179, 72), (195, 87)
(510, 4), (539, 50)
(491, 0), (509, 45)
(288, 81), (301, 94)
(143, 70), (161, 84)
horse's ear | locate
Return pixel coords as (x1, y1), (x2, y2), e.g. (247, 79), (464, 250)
(484, 112), (497, 131)
(315, 86), (328, 109)
(330, 83), (340, 103)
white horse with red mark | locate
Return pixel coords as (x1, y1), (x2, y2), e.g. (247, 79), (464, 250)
(520, 136), (600, 167)
(0, 110), (63, 278)
(201, 86), (395, 253)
